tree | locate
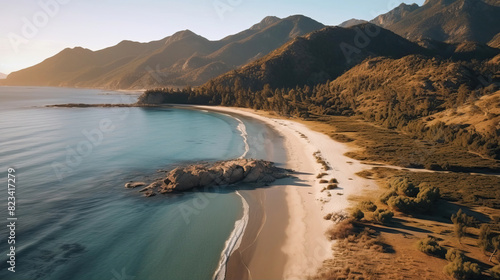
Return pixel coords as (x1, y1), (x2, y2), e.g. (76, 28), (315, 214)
(444, 258), (482, 280)
(477, 224), (491, 252)
(417, 236), (446, 258)
(451, 209), (474, 243)
(373, 209), (394, 225)
(454, 222), (466, 244)
(351, 208), (364, 221)
(446, 248), (464, 262)
(491, 236), (500, 262)
(359, 200), (377, 212)
(444, 248), (483, 279)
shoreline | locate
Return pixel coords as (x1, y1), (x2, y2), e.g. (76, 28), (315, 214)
(43, 100), (383, 279)
(213, 112), (252, 280)
(196, 105), (382, 279)
(198, 106), (329, 279)
(213, 190), (250, 280)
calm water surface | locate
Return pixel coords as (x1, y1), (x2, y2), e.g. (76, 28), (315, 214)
(0, 87), (284, 280)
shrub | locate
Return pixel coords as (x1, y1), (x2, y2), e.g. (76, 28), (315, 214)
(492, 236), (500, 262)
(454, 222), (467, 243)
(382, 179), (441, 214)
(326, 218), (355, 240)
(387, 191), (440, 214)
(373, 209), (394, 224)
(417, 236), (447, 258)
(490, 265), (500, 279)
(446, 248), (464, 262)
(380, 190), (397, 204)
(390, 178), (419, 197)
(477, 224), (492, 251)
(452, 209), (474, 242)
(444, 259), (482, 280)
(351, 208), (364, 221)
(329, 211), (349, 223)
(359, 200), (377, 212)
(319, 179), (328, 184)
(329, 178), (338, 184)
(326, 184), (338, 190)
(387, 196), (415, 213)
(413, 197), (433, 213)
(452, 209), (475, 226)
(317, 173), (328, 179)
(417, 185), (440, 202)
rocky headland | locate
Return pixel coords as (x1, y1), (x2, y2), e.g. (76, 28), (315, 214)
(126, 158), (290, 197)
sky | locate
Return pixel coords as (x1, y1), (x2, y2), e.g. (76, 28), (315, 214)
(0, 0), (425, 75)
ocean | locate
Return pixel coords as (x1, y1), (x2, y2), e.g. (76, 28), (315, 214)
(0, 87), (285, 280)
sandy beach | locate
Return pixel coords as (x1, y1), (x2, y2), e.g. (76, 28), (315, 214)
(196, 106), (380, 279)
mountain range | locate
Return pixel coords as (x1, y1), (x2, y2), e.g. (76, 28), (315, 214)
(2, 15), (323, 89)
(340, 0), (500, 44)
(2, 0), (500, 90)
(373, 0), (500, 43)
(205, 23), (429, 91)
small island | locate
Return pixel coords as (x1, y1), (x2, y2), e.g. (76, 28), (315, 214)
(126, 158), (290, 197)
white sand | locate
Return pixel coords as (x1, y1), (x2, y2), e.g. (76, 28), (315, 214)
(195, 106), (380, 279)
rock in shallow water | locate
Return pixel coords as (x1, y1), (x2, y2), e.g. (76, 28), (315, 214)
(124, 182), (147, 189)
(128, 159), (290, 197)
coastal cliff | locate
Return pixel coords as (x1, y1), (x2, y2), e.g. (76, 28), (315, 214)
(126, 159), (290, 196)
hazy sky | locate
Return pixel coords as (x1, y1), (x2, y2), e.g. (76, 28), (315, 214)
(0, 0), (425, 74)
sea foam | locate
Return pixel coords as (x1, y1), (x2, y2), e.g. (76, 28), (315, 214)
(213, 114), (251, 280)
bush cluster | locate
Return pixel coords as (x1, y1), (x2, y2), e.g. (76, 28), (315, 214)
(359, 200), (377, 212)
(451, 209), (476, 242)
(350, 208), (364, 221)
(326, 218), (355, 240)
(417, 236), (446, 258)
(372, 209), (394, 224)
(381, 178), (440, 214)
(444, 258), (482, 280)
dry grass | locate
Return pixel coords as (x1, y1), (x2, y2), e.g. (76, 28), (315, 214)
(426, 91), (500, 136)
(366, 167), (500, 209)
(312, 221), (448, 280)
(300, 115), (500, 172)
(314, 151), (331, 171)
(248, 103), (500, 279)
(311, 167), (500, 280)
(326, 218), (356, 240)
(317, 173), (328, 179)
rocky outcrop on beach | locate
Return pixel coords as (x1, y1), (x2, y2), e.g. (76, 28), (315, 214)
(126, 159), (290, 197)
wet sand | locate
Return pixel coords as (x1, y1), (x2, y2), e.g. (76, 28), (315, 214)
(197, 106), (380, 280)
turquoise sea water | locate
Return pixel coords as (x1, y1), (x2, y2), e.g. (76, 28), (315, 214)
(0, 87), (284, 280)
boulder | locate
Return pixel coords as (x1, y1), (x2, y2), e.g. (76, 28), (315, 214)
(125, 182), (147, 189)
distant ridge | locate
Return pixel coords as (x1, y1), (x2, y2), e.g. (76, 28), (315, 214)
(250, 16), (281, 30)
(370, 3), (419, 28)
(5, 2), (500, 90)
(4, 15), (324, 89)
(338, 19), (367, 28)
(205, 24), (428, 91)
(375, 0), (500, 43)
